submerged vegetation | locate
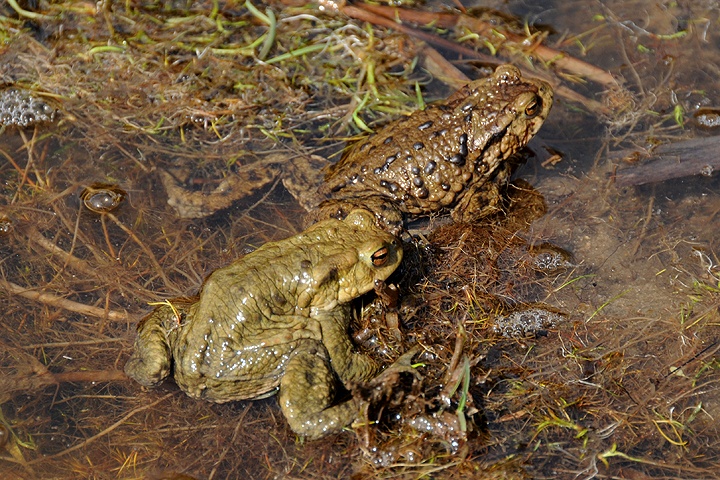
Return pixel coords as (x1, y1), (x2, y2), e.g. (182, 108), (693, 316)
(0, 1), (719, 479)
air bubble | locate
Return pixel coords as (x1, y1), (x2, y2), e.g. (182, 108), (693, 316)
(0, 89), (56, 127)
(492, 308), (564, 338)
(80, 184), (127, 213)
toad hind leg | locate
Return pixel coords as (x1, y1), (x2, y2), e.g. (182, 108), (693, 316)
(125, 299), (195, 387)
(278, 347), (360, 440)
(124, 305), (175, 387)
(451, 183), (502, 222)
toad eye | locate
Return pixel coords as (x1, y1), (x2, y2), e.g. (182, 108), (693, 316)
(524, 96), (541, 118)
(371, 247), (390, 267)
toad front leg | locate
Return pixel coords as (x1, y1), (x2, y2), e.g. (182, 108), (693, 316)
(278, 341), (421, 439)
(451, 182), (503, 222)
(278, 308), (379, 439)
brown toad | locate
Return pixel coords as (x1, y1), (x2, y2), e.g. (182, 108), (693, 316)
(315, 65), (553, 225)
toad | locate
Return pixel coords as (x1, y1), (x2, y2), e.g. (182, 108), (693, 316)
(125, 209), (407, 439)
(314, 65), (553, 226)
(161, 65), (553, 230)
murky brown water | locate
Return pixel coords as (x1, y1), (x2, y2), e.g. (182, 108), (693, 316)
(1, 1), (719, 479)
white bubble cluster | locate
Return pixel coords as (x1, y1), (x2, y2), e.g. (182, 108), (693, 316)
(0, 89), (56, 127)
(492, 308), (564, 338)
(533, 250), (572, 272)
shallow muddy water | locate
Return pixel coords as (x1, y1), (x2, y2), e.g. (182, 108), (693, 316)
(0, 1), (719, 479)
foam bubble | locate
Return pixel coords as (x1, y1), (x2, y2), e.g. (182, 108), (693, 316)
(492, 308), (564, 338)
(0, 89), (56, 127)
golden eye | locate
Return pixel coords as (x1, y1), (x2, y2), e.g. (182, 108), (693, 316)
(524, 97), (541, 118)
(371, 246), (389, 267)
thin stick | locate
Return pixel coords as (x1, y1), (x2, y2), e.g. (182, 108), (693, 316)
(52, 370), (129, 383)
(358, 3), (620, 88)
(100, 214), (117, 259)
(0, 146), (36, 187)
(22, 339), (126, 349)
(63, 203), (85, 273)
(0, 278), (127, 322)
(17, 128), (45, 189)
(25, 225), (103, 279)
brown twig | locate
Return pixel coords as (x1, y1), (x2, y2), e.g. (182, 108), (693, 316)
(22, 338), (126, 349)
(337, 2), (612, 114)
(359, 3), (620, 88)
(444, 322), (466, 383)
(0, 278), (128, 322)
(339, 4), (498, 64)
(52, 370), (129, 383)
(100, 214), (117, 259)
(17, 127), (45, 192)
(0, 146), (36, 188)
(25, 225), (104, 279)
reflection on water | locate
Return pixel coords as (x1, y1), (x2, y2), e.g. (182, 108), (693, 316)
(1, 0), (719, 478)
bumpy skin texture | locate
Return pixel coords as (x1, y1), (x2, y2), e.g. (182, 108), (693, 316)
(125, 209), (403, 439)
(318, 65), (553, 223)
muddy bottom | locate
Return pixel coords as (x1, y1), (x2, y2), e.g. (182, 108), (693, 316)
(1, 0), (719, 479)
